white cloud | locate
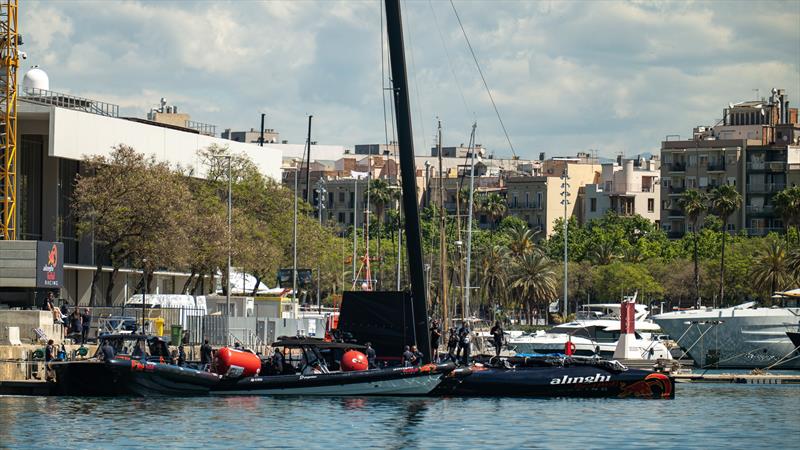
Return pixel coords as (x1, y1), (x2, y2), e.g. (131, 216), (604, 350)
(18, 0), (800, 159)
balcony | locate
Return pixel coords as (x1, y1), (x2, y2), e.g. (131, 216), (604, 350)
(668, 162), (686, 172)
(747, 227), (784, 237)
(748, 183), (786, 194)
(706, 163), (726, 172)
(667, 209), (685, 218)
(748, 162), (786, 172)
(746, 205), (775, 215)
(668, 186), (686, 195)
(667, 231), (684, 239)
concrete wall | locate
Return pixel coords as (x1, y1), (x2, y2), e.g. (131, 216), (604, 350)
(0, 241), (37, 288)
(50, 107), (283, 181)
(0, 311), (61, 344)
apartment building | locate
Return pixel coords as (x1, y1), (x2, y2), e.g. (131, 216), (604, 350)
(660, 88), (800, 238)
(582, 156), (661, 224)
(506, 161), (598, 237)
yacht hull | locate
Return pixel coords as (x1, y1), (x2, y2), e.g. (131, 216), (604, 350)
(212, 364), (453, 396)
(654, 308), (800, 369)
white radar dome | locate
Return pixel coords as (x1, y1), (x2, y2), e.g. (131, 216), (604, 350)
(23, 66), (50, 91)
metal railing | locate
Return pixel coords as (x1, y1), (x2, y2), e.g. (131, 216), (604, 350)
(745, 205), (775, 215)
(747, 227), (784, 237)
(20, 87), (119, 117)
(89, 306), (205, 344)
(748, 183), (785, 193)
(185, 120), (216, 136)
(748, 162), (786, 172)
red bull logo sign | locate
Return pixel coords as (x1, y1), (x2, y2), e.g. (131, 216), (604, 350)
(36, 241), (64, 288)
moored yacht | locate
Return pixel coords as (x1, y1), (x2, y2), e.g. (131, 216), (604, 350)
(509, 303), (672, 361)
(653, 299), (800, 369)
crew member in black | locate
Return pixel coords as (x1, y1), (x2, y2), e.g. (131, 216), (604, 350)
(490, 321), (505, 357)
(446, 328), (459, 363)
(44, 339), (55, 381)
(458, 323), (472, 365)
(177, 344), (186, 366)
(429, 320), (442, 362)
(80, 308), (91, 344)
(402, 345), (415, 367)
(272, 348), (285, 374)
(410, 345), (424, 366)
(200, 340), (213, 366)
(69, 308), (82, 340)
(364, 342), (377, 369)
(100, 340), (116, 361)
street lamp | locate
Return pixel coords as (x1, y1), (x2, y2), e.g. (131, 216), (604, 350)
(141, 258), (147, 335)
(283, 160), (301, 318)
(315, 178), (327, 310)
(210, 154), (233, 321)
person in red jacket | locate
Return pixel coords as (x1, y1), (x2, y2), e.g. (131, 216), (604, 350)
(564, 335), (576, 356)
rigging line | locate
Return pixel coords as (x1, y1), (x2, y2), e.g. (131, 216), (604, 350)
(449, 0), (516, 158)
(380, 0), (390, 149)
(402, 0), (428, 153)
(428, 0), (472, 117)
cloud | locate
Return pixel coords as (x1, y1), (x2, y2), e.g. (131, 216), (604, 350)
(19, 0), (800, 159)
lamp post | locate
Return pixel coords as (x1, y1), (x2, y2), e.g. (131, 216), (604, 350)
(283, 161), (301, 318)
(560, 166), (570, 320)
(315, 178), (326, 310)
(141, 258), (147, 335)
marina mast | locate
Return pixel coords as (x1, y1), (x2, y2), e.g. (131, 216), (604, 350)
(437, 120), (448, 328)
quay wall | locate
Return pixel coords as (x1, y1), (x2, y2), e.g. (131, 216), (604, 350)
(1, 311), (63, 344)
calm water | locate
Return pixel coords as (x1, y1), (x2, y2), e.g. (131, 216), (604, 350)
(1, 383), (798, 449)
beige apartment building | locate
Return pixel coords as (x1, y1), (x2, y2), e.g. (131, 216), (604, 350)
(582, 157), (661, 224)
(506, 161), (598, 237)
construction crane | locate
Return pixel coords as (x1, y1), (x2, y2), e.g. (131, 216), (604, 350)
(0, 0), (18, 240)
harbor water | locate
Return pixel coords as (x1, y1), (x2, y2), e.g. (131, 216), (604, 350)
(1, 383), (798, 449)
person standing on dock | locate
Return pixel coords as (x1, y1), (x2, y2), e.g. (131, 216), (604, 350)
(69, 308), (82, 342)
(44, 339), (55, 382)
(177, 344), (186, 366)
(491, 321), (505, 357)
(81, 309), (91, 344)
(429, 320), (442, 363)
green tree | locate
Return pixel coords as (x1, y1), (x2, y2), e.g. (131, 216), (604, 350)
(750, 240), (794, 298)
(592, 262), (664, 303)
(368, 178), (400, 289)
(708, 184), (742, 305)
(506, 223), (538, 259)
(478, 245), (509, 318)
(73, 145), (192, 305)
(481, 193), (507, 228)
(509, 252), (558, 324)
(774, 186), (800, 245)
(678, 189), (707, 307)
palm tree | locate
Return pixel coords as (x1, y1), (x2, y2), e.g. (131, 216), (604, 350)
(368, 178), (399, 289)
(590, 240), (617, 265)
(481, 193), (507, 228)
(479, 245), (509, 319)
(773, 186), (800, 246)
(708, 184), (742, 305)
(679, 189), (708, 308)
(751, 240), (793, 298)
(788, 247), (800, 283)
(506, 224), (538, 259)
(509, 252), (558, 325)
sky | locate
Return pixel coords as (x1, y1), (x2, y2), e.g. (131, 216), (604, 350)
(21, 0), (800, 160)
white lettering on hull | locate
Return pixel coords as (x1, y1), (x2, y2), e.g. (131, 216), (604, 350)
(550, 373), (611, 385)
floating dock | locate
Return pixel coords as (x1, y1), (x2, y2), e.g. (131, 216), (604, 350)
(0, 380), (55, 395)
(673, 373), (800, 384)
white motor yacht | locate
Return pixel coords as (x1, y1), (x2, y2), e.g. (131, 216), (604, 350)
(653, 298), (800, 369)
(509, 303), (672, 361)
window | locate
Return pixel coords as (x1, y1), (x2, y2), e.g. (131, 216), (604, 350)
(338, 192), (345, 202)
(350, 212), (355, 225)
(512, 195), (518, 208)
(328, 192), (334, 206)
(536, 192), (542, 209)
(590, 198), (597, 212)
(339, 212), (346, 224)
(647, 198), (655, 212)
(525, 192), (529, 208)
(699, 177), (708, 188)
(727, 223), (735, 232)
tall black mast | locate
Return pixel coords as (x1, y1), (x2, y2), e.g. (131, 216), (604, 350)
(385, 0), (431, 362)
(304, 114), (314, 205)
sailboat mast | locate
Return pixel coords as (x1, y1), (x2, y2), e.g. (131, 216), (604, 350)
(384, 0), (432, 362)
(437, 120), (448, 329)
(304, 115), (313, 205)
(464, 123), (477, 320)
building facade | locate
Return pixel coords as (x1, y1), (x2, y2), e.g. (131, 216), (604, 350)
(583, 157), (660, 224)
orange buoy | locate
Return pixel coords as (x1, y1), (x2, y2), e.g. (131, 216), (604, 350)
(341, 350), (368, 371)
(216, 347), (261, 377)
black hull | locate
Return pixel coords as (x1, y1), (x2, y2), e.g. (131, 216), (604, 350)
(436, 358), (674, 399)
(53, 359), (220, 397)
(212, 363), (456, 396)
(787, 332), (800, 351)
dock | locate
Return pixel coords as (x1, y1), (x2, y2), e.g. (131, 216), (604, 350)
(673, 373), (800, 384)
